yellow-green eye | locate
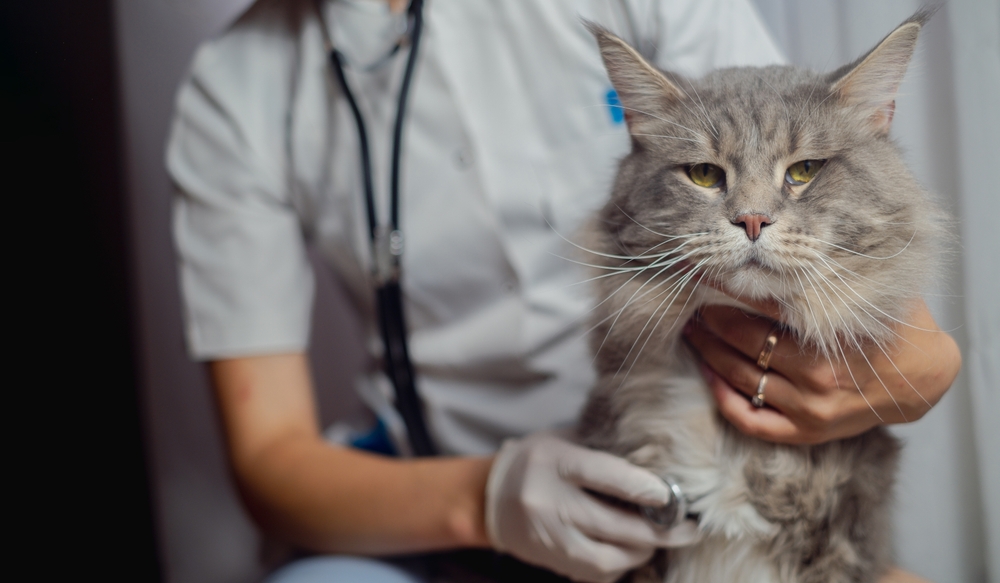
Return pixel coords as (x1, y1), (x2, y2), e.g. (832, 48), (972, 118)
(785, 160), (826, 185)
(687, 163), (725, 188)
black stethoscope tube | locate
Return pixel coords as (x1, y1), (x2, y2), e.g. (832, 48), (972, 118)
(326, 0), (437, 456)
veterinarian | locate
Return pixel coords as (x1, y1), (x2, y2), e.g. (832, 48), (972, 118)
(166, 1), (961, 581)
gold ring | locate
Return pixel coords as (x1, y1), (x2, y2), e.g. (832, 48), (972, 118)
(756, 323), (780, 370)
(751, 372), (767, 408)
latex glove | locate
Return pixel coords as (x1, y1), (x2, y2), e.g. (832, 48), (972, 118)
(485, 432), (699, 583)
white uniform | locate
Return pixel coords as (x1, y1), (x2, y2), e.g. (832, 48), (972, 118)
(167, 0), (783, 455)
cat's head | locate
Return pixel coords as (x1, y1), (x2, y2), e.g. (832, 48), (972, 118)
(586, 10), (946, 353)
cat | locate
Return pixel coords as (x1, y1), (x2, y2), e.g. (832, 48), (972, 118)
(576, 10), (945, 583)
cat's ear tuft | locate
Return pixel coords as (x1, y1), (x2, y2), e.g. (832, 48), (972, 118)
(585, 21), (682, 133)
(829, 8), (934, 134)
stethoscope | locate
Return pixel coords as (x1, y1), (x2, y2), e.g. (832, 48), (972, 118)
(315, 0), (436, 456)
(313, 0), (695, 528)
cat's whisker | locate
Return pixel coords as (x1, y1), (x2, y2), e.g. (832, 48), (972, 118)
(795, 265), (886, 422)
(792, 243), (910, 295)
(811, 228), (917, 261)
(649, 53), (721, 139)
(547, 230), (703, 344)
(613, 204), (710, 241)
(565, 253), (694, 287)
(556, 248), (689, 274)
(871, 342), (934, 409)
(810, 253), (942, 336)
(614, 105), (705, 138)
(803, 87), (838, 127)
(802, 261), (898, 345)
(810, 266), (909, 420)
(596, 277), (684, 371)
(566, 260), (694, 347)
(791, 248), (947, 354)
(545, 211), (701, 262)
(631, 133), (705, 143)
(579, 256), (709, 348)
(581, 275), (687, 339)
(790, 240), (957, 305)
(610, 260), (707, 390)
(614, 271), (704, 393)
(789, 261), (838, 359)
(592, 257), (693, 361)
(789, 267), (827, 353)
(586, 246), (699, 304)
(673, 78), (720, 139)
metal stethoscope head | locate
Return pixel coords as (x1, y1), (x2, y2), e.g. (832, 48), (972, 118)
(640, 475), (693, 530)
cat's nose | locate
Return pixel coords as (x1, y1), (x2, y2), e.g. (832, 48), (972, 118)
(733, 214), (771, 242)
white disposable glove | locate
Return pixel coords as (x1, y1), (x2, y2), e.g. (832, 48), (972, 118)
(485, 431), (700, 583)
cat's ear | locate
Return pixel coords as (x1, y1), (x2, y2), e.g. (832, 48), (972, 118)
(829, 9), (933, 134)
(585, 21), (682, 133)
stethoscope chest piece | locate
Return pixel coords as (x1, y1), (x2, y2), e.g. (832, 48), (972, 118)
(640, 475), (690, 530)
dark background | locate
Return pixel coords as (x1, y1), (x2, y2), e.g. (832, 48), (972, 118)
(1, 2), (160, 578)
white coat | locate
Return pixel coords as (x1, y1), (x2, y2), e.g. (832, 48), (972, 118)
(167, 0), (783, 455)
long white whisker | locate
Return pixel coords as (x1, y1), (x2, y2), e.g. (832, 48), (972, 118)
(796, 265), (885, 421)
(613, 204), (710, 241)
(811, 253), (940, 336)
(811, 229), (916, 260)
(676, 78), (720, 139)
(614, 105), (705, 138)
(801, 263), (899, 421)
(593, 257), (694, 361)
(611, 260), (707, 388)
(631, 133), (704, 144)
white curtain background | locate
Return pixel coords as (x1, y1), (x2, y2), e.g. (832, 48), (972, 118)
(113, 1), (998, 582)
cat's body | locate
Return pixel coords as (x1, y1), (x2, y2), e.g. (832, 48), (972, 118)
(577, 11), (943, 583)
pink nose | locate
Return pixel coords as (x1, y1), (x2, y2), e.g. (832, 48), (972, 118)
(733, 214), (771, 242)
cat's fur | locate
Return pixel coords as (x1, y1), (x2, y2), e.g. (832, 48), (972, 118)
(577, 10), (945, 583)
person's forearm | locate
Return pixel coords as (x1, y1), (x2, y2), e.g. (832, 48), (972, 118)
(210, 353), (492, 555)
(237, 437), (493, 555)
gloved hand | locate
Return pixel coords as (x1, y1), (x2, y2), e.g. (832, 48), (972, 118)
(484, 431), (699, 583)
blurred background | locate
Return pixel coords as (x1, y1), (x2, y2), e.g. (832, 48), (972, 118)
(2, 0), (996, 581)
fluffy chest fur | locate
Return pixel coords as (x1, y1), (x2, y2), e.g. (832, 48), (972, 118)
(577, 11), (943, 583)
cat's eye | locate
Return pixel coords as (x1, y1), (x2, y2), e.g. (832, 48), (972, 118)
(687, 163), (725, 188)
(785, 160), (826, 186)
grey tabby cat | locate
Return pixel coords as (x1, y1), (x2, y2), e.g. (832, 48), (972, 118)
(577, 10), (944, 583)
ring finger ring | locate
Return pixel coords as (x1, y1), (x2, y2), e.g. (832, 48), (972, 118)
(756, 323), (780, 370)
(752, 372), (767, 408)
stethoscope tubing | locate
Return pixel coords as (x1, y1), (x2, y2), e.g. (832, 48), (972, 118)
(322, 0), (437, 456)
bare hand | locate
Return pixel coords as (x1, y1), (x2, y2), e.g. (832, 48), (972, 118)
(683, 298), (960, 444)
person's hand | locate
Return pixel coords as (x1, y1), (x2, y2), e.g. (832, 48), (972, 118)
(684, 298), (960, 444)
(485, 432), (699, 583)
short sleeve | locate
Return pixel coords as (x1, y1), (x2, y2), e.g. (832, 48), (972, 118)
(166, 5), (315, 360)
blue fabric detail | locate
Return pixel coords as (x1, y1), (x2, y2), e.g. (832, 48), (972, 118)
(606, 88), (624, 124)
(350, 418), (398, 456)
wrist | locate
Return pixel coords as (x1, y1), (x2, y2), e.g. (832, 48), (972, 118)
(440, 455), (494, 548)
